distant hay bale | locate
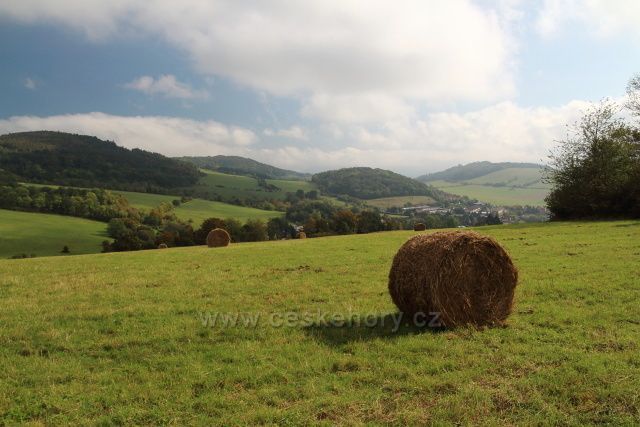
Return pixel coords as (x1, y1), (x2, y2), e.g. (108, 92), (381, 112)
(297, 231), (307, 239)
(388, 230), (518, 328)
(413, 223), (426, 231)
(157, 243), (168, 249)
(206, 228), (231, 247)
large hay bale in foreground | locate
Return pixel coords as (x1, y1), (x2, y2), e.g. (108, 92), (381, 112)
(413, 223), (426, 231)
(297, 231), (307, 239)
(206, 228), (231, 247)
(388, 230), (518, 327)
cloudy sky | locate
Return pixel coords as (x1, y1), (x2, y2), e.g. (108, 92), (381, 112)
(1, 0), (639, 176)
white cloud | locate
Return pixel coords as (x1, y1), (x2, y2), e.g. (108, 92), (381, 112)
(301, 93), (415, 124)
(263, 126), (308, 141)
(0, 99), (592, 175)
(123, 74), (208, 99)
(0, 0), (517, 105)
(269, 99), (592, 175)
(536, 0), (640, 39)
(23, 78), (37, 90)
(0, 1), (603, 175)
(0, 113), (256, 157)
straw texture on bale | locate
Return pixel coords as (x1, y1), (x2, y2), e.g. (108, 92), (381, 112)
(157, 243), (168, 249)
(206, 228), (231, 247)
(413, 223), (426, 231)
(388, 230), (518, 327)
(297, 232), (307, 239)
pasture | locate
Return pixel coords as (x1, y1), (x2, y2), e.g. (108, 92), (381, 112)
(428, 180), (549, 206)
(184, 169), (317, 201)
(117, 190), (282, 224)
(0, 209), (107, 258)
(0, 221), (638, 424)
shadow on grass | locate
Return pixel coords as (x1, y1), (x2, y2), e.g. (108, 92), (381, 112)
(303, 312), (445, 346)
(613, 222), (640, 228)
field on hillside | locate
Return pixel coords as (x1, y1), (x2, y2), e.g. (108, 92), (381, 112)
(366, 195), (436, 210)
(428, 180), (549, 206)
(1, 221), (639, 424)
(466, 167), (545, 187)
(117, 191), (281, 224)
(185, 170), (316, 201)
(0, 209), (107, 258)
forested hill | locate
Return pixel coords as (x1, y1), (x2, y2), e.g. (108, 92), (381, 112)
(178, 155), (310, 180)
(0, 131), (202, 191)
(312, 167), (444, 200)
(417, 161), (543, 182)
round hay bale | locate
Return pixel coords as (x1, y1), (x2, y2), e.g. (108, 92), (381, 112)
(297, 231), (307, 239)
(157, 243), (168, 249)
(413, 223), (426, 231)
(206, 228), (231, 248)
(388, 230), (518, 327)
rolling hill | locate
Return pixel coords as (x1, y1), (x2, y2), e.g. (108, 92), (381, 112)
(419, 162), (550, 206)
(312, 167), (444, 201)
(1, 221), (638, 424)
(184, 169), (317, 203)
(0, 131), (202, 191)
(179, 155), (310, 180)
(417, 161), (543, 182)
(0, 131), (317, 207)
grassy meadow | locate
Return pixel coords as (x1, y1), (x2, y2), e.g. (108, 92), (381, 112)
(184, 169), (317, 201)
(116, 190), (282, 224)
(428, 179), (549, 206)
(0, 209), (107, 258)
(425, 167), (550, 206)
(1, 221), (639, 424)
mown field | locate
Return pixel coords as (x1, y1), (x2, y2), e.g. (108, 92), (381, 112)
(1, 221), (639, 424)
(0, 209), (107, 258)
(424, 166), (550, 206)
(116, 191), (282, 224)
(465, 167), (545, 187)
(428, 180), (549, 206)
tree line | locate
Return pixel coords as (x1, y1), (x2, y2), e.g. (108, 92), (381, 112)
(0, 184), (139, 222)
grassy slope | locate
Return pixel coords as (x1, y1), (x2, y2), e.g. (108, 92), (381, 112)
(427, 167), (550, 206)
(1, 221), (639, 424)
(466, 167), (547, 187)
(429, 180), (549, 206)
(185, 170), (316, 201)
(116, 190), (281, 224)
(20, 183), (283, 224)
(0, 209), (107, 258)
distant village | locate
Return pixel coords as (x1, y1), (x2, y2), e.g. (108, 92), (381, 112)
(386, 202), (549, 225)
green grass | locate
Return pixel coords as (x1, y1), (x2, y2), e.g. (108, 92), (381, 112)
(115, 190), (282, 224)
(175, 198), (280, 224)
(1, 221), (639, 424)
(20, 183), (283, 224)
(465, 167), (547, 187)
(185, 169), (317, 201)
(426, 167), (550, 206)
(114, 190), (178, 210)
(366, 195), (436, 210)
(0, 209), (107, 258)
(429, 180), (549, 206)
